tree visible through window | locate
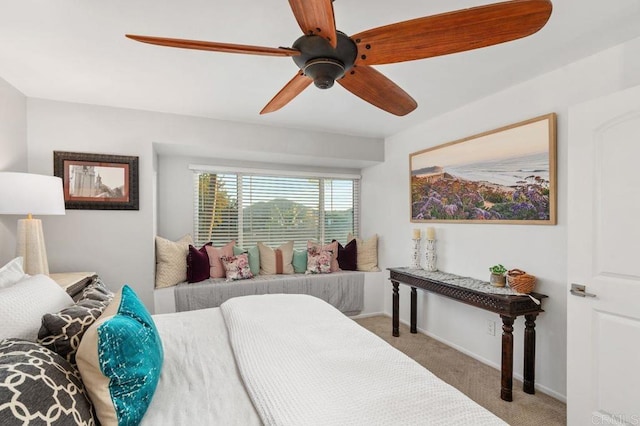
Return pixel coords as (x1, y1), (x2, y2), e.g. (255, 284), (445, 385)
(193, 170), (359, 249)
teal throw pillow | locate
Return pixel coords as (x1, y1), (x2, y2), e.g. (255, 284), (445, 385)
(292, 249), (308, 274)
(77, 285), (163, 426)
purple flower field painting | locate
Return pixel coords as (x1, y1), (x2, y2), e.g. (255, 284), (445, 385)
(410, 114), (557, 224)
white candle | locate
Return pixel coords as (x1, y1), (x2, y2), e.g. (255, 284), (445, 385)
(426, 227), (435, 240)
(412, 228), (421, 239)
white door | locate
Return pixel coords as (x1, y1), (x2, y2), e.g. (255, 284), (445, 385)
(568, 84), (640, 425)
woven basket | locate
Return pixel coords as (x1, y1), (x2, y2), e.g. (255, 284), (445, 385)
(507, 269), (536, 293)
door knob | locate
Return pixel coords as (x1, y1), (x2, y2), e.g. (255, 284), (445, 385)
(570, 283), (596, 298)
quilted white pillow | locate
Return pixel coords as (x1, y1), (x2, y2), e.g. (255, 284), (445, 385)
(0, 257), (27, 289)
(348, 233), (381, 272)
(155, 234), (193, 288)
(0, 274), (73, 341)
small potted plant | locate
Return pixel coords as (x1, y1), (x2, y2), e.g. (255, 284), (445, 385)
(489, 264), (507, 287)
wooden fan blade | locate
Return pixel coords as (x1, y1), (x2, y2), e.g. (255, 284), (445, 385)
(338, 66), (416, 116)
(352, 0), (552, 65)
(288, 0), (337, 48)
(126, 34), (300, 57)
(261, 72), (313, 114)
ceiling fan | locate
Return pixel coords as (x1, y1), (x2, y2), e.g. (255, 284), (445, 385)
(126, 0), (552, 116)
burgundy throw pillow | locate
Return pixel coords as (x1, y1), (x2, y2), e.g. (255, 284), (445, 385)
(187, 243), (212, 283)
(334, 239), (357, 271)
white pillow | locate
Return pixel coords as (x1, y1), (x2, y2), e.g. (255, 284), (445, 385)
(0, 274), (73, 341)
(0, 257), (27, 289)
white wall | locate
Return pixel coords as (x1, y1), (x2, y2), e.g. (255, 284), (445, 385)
(0, 77), (27, 264)
(360, 35), (640, 400)
(25, 98), (382, 311)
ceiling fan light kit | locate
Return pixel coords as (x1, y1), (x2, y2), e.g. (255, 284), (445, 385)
(292, 31), (357, 89)
(126, 0), (552, 116)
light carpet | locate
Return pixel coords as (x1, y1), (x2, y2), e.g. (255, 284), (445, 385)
(355, 315), (566, 426)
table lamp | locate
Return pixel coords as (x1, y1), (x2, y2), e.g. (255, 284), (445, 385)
(0, 172), (65, 275)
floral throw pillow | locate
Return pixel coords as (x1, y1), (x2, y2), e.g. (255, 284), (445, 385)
(306, 246), (333, 274)
(221, 254), (254, 281)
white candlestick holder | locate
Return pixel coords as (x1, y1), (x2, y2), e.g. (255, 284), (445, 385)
(424, 239), (437, 271)
(411, 238), (421, 269)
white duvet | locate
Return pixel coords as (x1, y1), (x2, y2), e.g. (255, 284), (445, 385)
(144, 294), (505, 426)
(222, 294), (506, 426)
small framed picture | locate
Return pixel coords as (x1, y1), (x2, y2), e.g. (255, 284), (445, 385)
(53, 151), (139, 210)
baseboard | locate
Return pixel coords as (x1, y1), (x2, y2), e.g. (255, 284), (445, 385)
(350, 311), (385, 319)
(392, 317), (567, 403)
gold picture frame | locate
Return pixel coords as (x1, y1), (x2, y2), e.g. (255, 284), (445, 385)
(410, 113), (557, 224)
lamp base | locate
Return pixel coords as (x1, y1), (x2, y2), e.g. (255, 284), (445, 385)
(16, 218), (49, 275)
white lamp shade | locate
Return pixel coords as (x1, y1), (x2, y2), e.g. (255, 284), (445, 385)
(0, 172), (65, 275)
(0, 172), (65, 215)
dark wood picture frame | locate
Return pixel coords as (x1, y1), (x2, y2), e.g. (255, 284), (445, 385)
(53, 151), (139, 210)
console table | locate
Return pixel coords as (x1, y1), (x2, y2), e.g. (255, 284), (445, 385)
(388, 267), (547, 402)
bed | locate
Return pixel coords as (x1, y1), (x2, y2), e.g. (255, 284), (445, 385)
(0, 269), (506, 426)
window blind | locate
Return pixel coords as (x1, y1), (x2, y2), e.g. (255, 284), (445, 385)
(193, 169), (360, 249)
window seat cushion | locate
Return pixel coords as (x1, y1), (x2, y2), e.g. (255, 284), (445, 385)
(173, 271), (364, 315)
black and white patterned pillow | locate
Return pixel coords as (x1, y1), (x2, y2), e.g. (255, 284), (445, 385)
(0, 339), (96, 425)
(37, 299), (107, 366)
(37, 276), (114, 366)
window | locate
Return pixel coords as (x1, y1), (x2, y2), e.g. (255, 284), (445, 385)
(192, 167), (360, 249)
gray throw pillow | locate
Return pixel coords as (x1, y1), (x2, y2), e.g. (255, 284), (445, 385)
(37, 298), (107, 366)
(0, 339), (96, 425)
(37, 277), (114, 366)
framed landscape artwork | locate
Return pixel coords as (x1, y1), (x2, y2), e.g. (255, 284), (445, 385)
(53, 151), (139, 210)
(410, 113), (557, 224)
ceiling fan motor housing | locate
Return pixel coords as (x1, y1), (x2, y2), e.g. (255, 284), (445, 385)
(292, 31), (357, 89)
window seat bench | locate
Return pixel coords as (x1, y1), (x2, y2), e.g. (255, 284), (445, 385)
(154, 271), (365, 316)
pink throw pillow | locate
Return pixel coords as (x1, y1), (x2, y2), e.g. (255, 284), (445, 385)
(307, 241), (340, 272)
(205, 241), (236, 278)
(306, 246), (333, 274)
(221, 254), (254, 281)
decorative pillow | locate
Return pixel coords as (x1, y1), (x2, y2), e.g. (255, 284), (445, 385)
(37, 298), (109, 367)
(348, 233), (380, 272)
(257, 241), (294, 275)
(334, 239), (358, 271)
(155, 234), (193, 288)
(233, 245), (260, 276)
(80, 277), (114, 304)
(0, 275), (73, 341)
(306, 246), (333, 274)
(77, 285), (163, 426)
(292, 249), (308, 274)
(221, 254), (254, 281)
(0, 338), (96, 425)
(187, 243), (212, 283)
(0, 257), (26, 289)
(307, 240), (340, 272)
(205, 241), (236, 278)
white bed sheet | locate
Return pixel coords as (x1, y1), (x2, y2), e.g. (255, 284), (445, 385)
(143, 298), (504, 426)
(142, 307), (261, 426)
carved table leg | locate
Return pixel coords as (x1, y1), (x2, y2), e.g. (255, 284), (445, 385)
(500, 315), (515, 402)
(410, 287), (417, 334)
(523, 313), (538, 394)
(392, 281), (400, 337)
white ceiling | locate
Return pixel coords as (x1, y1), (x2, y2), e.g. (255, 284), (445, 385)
(1, 0), (639, 139)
